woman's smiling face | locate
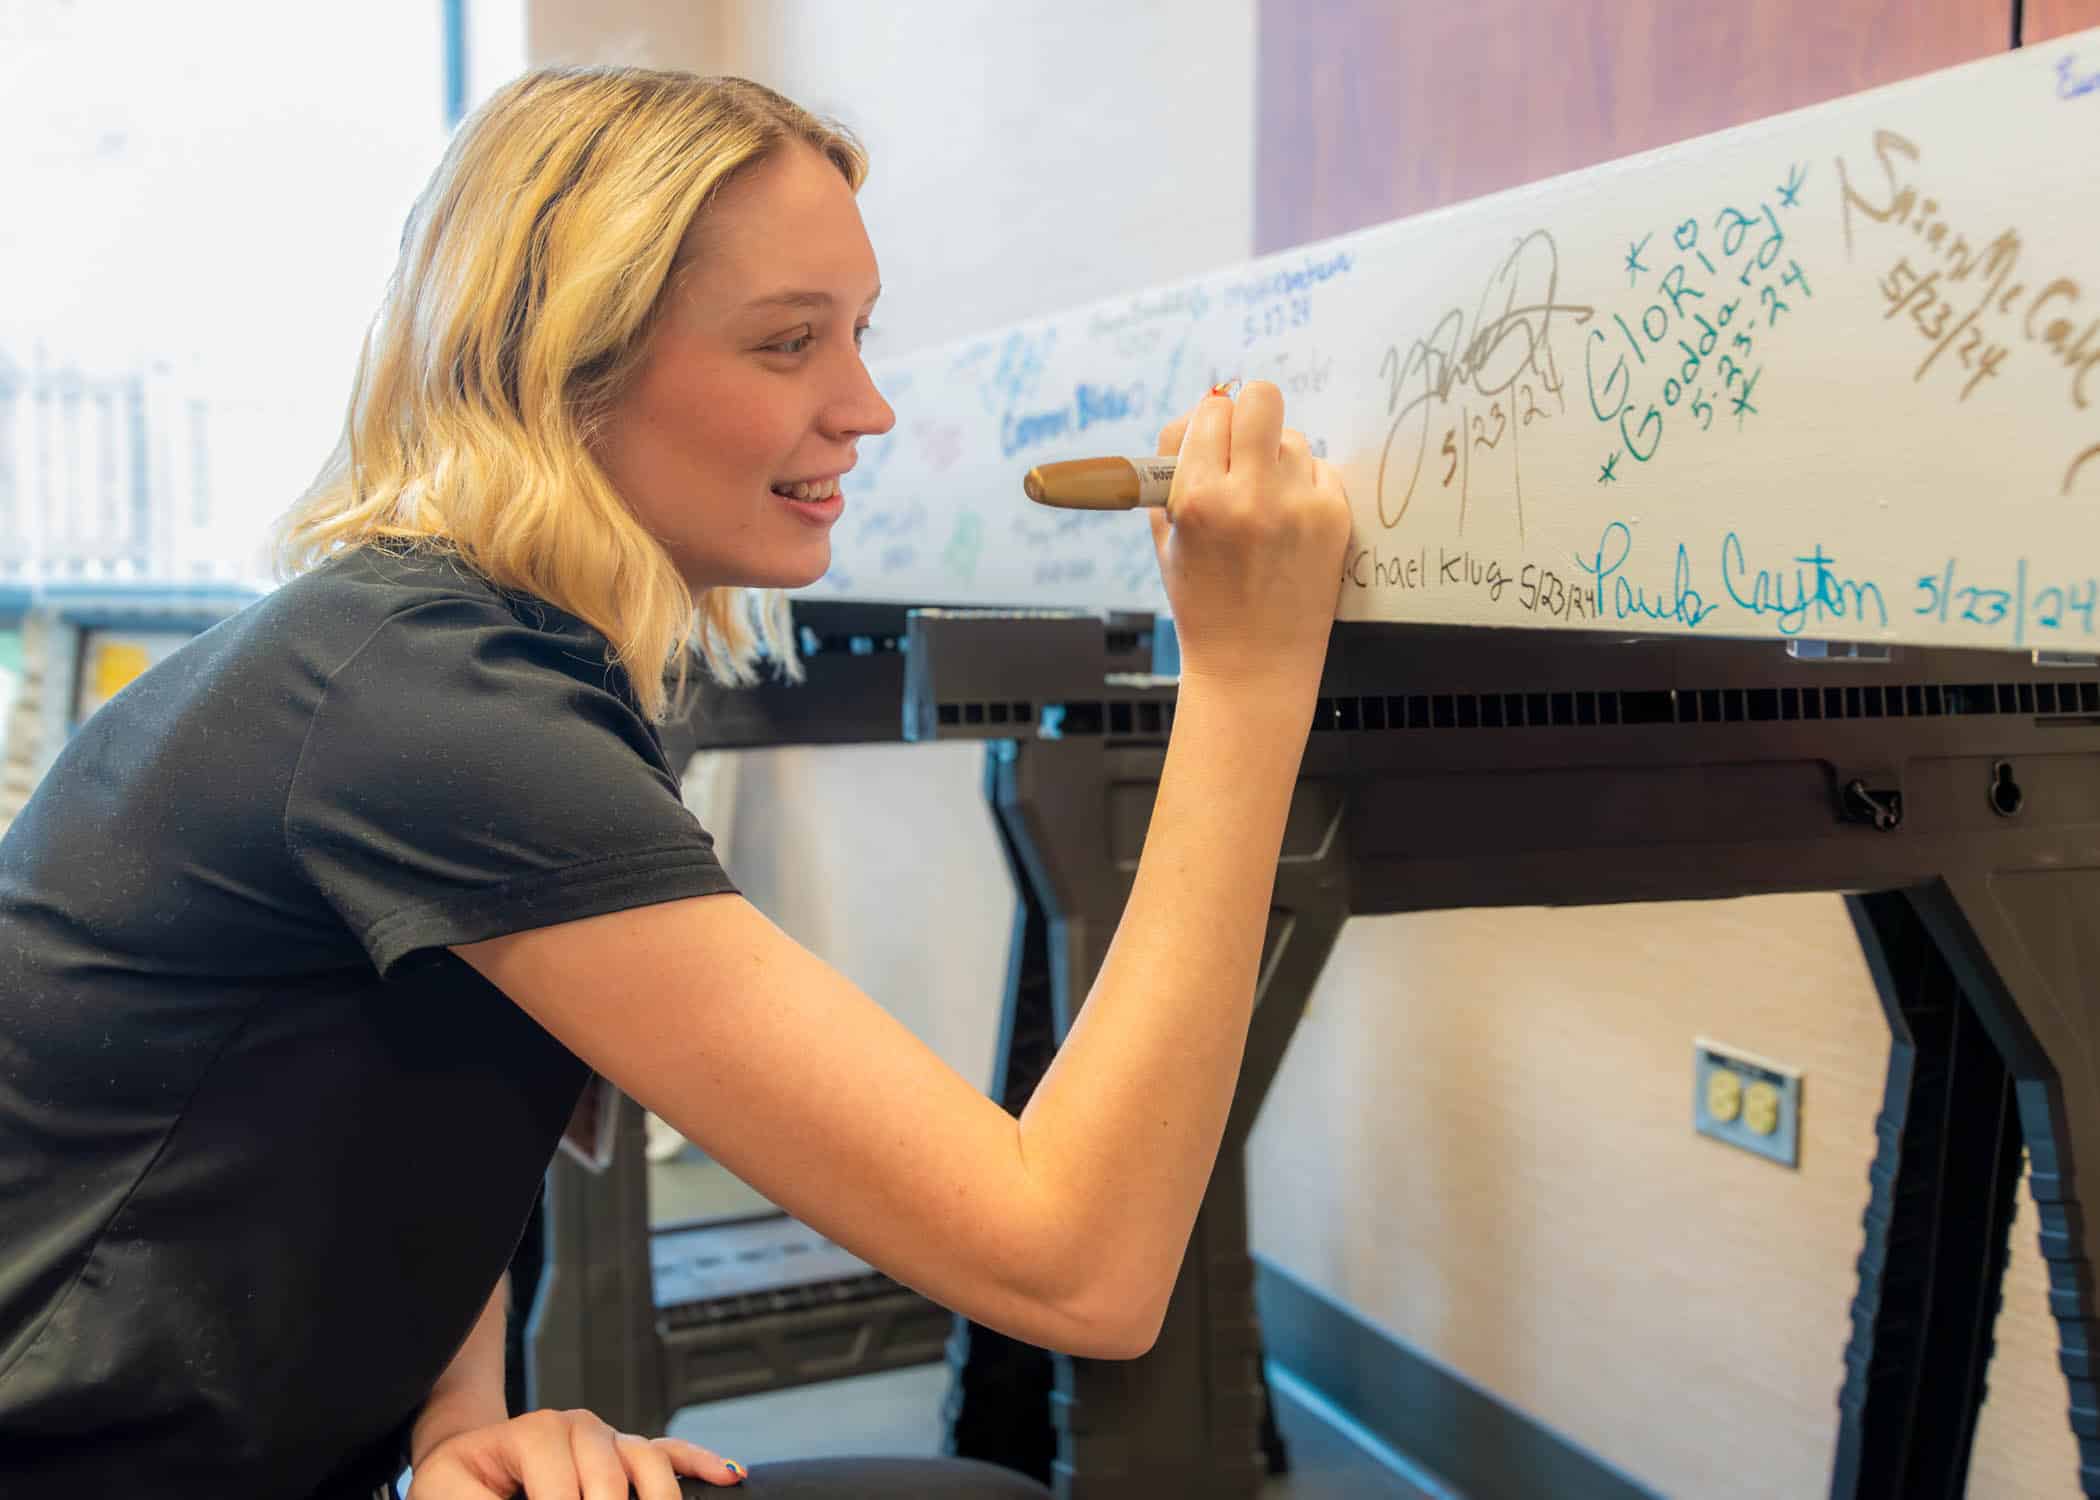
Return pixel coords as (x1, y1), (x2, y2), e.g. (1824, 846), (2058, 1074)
(592, 142), (895, 592)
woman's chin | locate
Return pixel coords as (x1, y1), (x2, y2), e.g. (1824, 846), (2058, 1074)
(747, 565), (833, 594)
(769, 552), (832, 592)
(685, 547), (832, 594)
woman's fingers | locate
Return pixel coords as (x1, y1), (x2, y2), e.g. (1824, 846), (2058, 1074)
(1170, 381), (1290, 529)
(1172, 388), (1237, 499)
(609, 1432), (683, 1500)
(566, 1416), (630, 1500)
(1222, 379), (1284, 479)
(643, 1434), (747, 1488)
(1277, 425), (1315, 481)
(509, 1410), (585, 1500)
(1159, 390), (1232, 534)
(1143, 377), (1354, 687)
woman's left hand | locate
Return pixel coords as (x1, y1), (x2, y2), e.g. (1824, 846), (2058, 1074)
(405, 1407), (744, 1497)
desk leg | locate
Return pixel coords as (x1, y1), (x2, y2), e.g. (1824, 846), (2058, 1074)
(943, 881), (1278, 1497)
(1051, 1141), (1267, 1499)
(530, 1092), (667, 1436)
(944, 744), (1346, 1498)
(1916, 874), (2100, 1499)
(1045, 899), (1343, 1500)
(1833, 890), (2026, 1500)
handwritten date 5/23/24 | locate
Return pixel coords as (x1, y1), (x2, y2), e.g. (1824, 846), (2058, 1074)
(1914, 559), (2099, 646)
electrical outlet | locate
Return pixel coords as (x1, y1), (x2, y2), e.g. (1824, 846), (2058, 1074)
(1693, 1039), (1801, 1167)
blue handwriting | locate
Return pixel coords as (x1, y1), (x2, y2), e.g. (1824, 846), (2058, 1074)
(1219, 250), (1355, 308)
(1586, 179), (1812, 476)
(1914, 559), (2098, 645)
(952, 329), (1056, 418)
(1578, 521), (1721, 628)
(1087, 285), (1213, 339)
(1720, 533), (1888, 637)
(1000, 378), (1148, 456)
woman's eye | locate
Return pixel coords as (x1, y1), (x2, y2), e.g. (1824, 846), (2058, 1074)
(770, 325), (876, 356)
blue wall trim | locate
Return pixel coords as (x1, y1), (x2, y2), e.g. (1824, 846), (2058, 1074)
(1255, 1257), (1665, 1500)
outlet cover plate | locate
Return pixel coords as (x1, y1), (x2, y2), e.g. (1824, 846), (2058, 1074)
(1694, 1038), (1801, 1168)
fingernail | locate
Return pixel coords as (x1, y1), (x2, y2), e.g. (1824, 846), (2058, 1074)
(724, 1459), (745, 1481)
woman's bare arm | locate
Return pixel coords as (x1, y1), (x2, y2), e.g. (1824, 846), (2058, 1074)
(454, 381), (1348, 1358)
(409, 1275), (510, 1464)
(451, 672), (1310, 1359)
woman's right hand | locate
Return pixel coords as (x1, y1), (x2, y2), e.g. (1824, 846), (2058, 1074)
(1148, 381), (1353, 692)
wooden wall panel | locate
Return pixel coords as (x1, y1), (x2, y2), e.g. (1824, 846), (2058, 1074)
(1256, 0), (2009, 253)
(2026, 0), (2100, 42)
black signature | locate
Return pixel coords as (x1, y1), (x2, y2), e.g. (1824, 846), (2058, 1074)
(1376, 229), (1594, 538)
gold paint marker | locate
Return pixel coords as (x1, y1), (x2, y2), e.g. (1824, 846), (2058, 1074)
(1021, 456), (1179, 510)
(1022, 382), (1241, 509)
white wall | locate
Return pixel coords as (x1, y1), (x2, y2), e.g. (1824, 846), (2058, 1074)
(0, 0), (449, 580)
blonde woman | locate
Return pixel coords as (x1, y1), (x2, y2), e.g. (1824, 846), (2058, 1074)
(0, 67), (1351, 1500)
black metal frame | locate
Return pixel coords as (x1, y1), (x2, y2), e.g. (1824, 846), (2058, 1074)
(533, 601), (2100, 1500)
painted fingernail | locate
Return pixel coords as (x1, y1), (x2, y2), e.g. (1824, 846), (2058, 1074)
(724, 1459), (745, 1480)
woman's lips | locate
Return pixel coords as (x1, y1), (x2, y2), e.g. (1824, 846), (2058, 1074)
(774, 484), (844, 524)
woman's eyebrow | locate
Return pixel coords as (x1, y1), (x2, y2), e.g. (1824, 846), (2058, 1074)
(742, 285), (883, 312)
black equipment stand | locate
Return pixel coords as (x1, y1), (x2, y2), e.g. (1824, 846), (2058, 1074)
(531, 601), (2100, 1500)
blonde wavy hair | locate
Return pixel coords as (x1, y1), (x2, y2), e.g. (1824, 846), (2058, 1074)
(274, 66), (872, 721)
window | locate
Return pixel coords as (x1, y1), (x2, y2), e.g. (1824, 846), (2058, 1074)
(0, 3), (526, 818)
(0, 0), (520, 589)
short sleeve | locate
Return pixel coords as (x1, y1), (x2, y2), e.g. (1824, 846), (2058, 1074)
(286, 595), (738, 978)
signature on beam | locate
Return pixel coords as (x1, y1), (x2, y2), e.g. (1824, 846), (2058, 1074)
(2060, 54), (2099, 101)
(2069, 441), (2100, 495)
(1375, 228), (1594, 540)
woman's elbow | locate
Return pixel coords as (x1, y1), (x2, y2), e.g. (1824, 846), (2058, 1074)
(1002, 1206), (1171, 1358)
(1037, 1283), (1168, 1361)
(1084, 1315), (1164, 1362)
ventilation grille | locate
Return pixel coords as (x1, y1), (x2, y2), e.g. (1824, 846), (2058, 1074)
(929, 679), (2100, 738)
(1315, 678), (2100, 732)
